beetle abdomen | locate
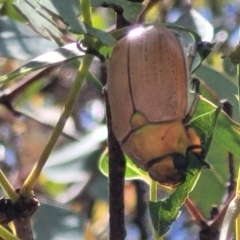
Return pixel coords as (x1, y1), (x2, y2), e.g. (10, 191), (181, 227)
(108, 26), (188, 143)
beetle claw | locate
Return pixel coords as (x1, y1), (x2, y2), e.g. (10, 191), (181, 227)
(196, 155), (211, 169)
(187, 145), (211, 169)
(76, 39), (106, 62)
(191, 78), (201, 94)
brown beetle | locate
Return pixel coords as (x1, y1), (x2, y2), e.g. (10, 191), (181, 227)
(107, 25), (206, 186)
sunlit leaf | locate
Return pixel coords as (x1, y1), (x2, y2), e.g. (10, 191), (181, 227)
(149, 96), (221, 236)
(1, 1), (26, 22)
(99, 149), (151, 184)
(149, 155), (201, 235)
(0, 43), (85, 84)
(190, 97), (240, 216)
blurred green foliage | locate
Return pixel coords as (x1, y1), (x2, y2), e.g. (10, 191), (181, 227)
(0, 0), (239, 239)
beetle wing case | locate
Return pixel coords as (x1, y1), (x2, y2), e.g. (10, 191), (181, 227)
(107, 25), (199, 186)
(108, 26), (188, 143)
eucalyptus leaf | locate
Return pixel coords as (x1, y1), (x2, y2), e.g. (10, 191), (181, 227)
(33, 201), (84, 240)
(227, 43), (240, 65)
(44, 125), (107, 183)
(38, 0), (80, 30)
(149, 96), (221, 236)
(176, 8), (214, 42)
(91, 0), (143, 23)
(195, 64), (239, 120)
(13, 0), (62, 40)
(190, 97), (240, 216)
(149, 155), (201, 235)
(99, 150), (151, 184)
(10, 0), (116, 45)
(0, 17), (58, 61)
(84, 21), (120, 46)
(0, 43), (85, 84)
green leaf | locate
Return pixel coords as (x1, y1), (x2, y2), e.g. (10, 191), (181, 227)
(33, 201), (84, 240)
(44, 125), (107, 183)
(190, 97), (222, 153)
(70, 20), (116, 46)
(11, 0), (116, 45)
(193, 65), (240, 210)
(99, 150), (151, 184)
(0, 43), (85, 84)
(190, 97), (240, 216)
(1, 1), (26, 22)
(148, 96), (221, 236)
(13, 0), (62, 40)
(195, 64), (239, 120)
(43, 126), (109, 200)
(0, 17), (58, 61)
(176, 8), (214, 42)
(37, 0), (80, 30)
(149, 156), (201, 235)
(35, 0), (116, 45)
(91, 0), (143, 23)
(191, 96), (240, 168)
(227, 43), (240, 65)
(39, 0), (116, 45)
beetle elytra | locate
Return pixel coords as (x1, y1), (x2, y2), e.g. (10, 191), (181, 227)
(107, 25), (207, 186)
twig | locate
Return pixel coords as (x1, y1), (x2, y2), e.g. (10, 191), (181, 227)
(0, 225), (20, 240)
(19, 54), (93, 197)
(13, 192), (40, 240)
(105, 92), (126, 240)
(221, 100), (236, 197)
(185, 197), (205, 223)
(132, 181), (150, 240)
(0, 170), (18, 203)
(106, 6), (131, 240)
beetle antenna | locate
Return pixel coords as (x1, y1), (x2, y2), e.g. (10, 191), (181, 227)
(76, 39), (106, 62)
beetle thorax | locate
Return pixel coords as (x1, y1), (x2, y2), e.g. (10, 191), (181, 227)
(121, 119), (188, 168)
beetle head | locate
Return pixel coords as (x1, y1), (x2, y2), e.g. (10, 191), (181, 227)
(121, 120), (189, 186)
(146, 152), (188, 186)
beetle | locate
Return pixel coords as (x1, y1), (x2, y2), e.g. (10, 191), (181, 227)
(107, 25), (209, 186)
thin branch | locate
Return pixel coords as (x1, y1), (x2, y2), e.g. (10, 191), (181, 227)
(105, 92), (126, 240)
(0, 170), (18, 203)
(0, 225), (20, 240)
(20, 54), (93, 197)
(13, 192), (40, 240)
(185, 197), (205, 223)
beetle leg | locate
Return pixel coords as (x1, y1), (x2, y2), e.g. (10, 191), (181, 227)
(76, 39), (106, 62)
(186, 145), (210, 168)
(191, 78), (201, 95)
(102, 85), (107, 96)
(183, 78), (201, 123)
(185, 127), (211, 168)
